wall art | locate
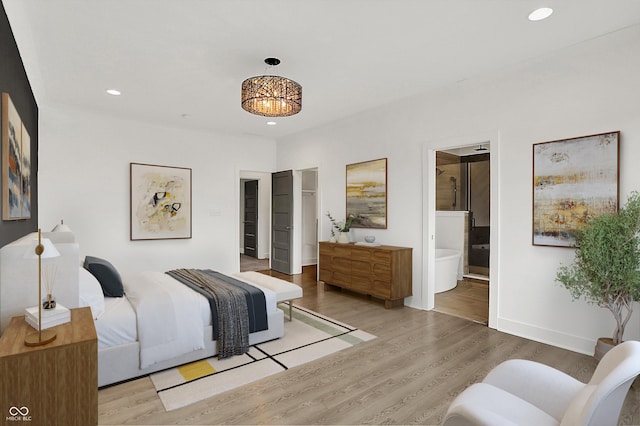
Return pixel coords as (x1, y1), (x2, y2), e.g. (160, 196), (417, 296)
(346, 158), (387, 229)
(130, 162), (192, 240)
(2, 92), (31, 220)
(532, 131), (619, 247)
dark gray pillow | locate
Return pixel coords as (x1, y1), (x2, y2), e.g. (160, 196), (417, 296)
(83, 256), (124, 297)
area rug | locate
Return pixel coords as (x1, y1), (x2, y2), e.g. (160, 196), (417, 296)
(150, 304), (376, 411)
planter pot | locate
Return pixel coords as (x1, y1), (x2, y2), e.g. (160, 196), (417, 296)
(337, 232), (350, 244)
(594, 337), (616, 361)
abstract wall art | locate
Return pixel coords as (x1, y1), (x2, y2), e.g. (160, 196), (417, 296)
(346, 158), (387, 229)
(532, 131), (619, 247)
(130, 162), (192, 240)
(2, 92), (31, 220)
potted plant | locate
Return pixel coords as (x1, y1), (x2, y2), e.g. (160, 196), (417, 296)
(327, 212), (355, 244)
(556, 191), (640, 360)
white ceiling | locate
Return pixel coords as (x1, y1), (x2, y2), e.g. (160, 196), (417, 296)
(4, 0), (640, 139)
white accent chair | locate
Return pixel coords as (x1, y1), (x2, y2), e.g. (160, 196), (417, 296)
(443, 340), (640, 426)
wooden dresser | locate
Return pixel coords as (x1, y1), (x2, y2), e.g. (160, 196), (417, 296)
(319, 241), (412, 308)
(0, 307), (97, 426)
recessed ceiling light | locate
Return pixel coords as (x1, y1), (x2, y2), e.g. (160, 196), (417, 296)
(528, 7), (553, 21)
(266, 121), (277, 126)
(106, 89), (121, 96)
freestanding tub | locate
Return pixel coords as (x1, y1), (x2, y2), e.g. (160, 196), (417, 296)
(435, 249), (462, 293)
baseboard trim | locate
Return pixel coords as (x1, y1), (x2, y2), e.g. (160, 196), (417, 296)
(497, 317), (595, 356)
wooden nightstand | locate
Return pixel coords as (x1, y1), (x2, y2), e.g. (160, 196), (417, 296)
(0, 307), (97, 426)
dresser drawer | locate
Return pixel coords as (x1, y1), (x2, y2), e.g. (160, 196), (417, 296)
(352, 259), (372, 276)
(372, 263), (391, 280)
(319, 267), (332, 283)
(332, 257), (351, 274)
(351, 247), (372, 261)
(350, 274), (373, 293)
(372, 250), (391, 264)
(371, 280), (392, 298)
(333, 245), (352, 257)
(331, 270), (351, 287)
(319, 253), (332, 266)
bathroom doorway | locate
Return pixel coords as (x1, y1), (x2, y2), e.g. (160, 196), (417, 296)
(433, 144), (490, 324)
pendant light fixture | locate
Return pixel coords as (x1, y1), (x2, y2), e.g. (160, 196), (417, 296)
(241, 58), (302, 117)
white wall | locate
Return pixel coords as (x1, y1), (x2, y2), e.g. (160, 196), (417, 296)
(38, 104), (277, 276)
(276, 25), (640, 354)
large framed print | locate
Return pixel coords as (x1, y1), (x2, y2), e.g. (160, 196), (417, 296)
(2, 92), (31, 220)
(346, 158), (387, 229)
(130, 162), (192, 240)
(532, 131), (619, 247)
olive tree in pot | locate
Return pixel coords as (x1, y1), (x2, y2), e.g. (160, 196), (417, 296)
(556, 191), (640, 360)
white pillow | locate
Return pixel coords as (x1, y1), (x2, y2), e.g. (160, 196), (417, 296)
(79, 266), (105, 319)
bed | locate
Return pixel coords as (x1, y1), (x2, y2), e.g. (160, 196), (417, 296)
(78, 259), (285, 387)
(0, 232), (287, 387)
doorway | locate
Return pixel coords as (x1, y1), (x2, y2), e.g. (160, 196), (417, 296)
(239, 172), (271, 270)
(289, 168), (319, 273)
(238, 168), (318, 274)
(243, 179), (259, 259)
(433, 146), (490, 324)
(423, 132), (499, 329)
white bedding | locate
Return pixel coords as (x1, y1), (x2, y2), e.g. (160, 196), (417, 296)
(95, 297), (137, 349)
(93, 270), (279, 368)
(125, 271), (207, 369)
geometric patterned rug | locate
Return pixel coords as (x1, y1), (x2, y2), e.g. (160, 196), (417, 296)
(150, 304), (376, 411)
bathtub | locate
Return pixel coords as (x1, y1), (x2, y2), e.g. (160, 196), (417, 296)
(435, 249), (462, 293)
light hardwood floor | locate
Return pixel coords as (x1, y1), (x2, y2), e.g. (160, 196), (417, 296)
(239, 254), (270, 272)
(434, 279), (489, 324)
(98, 266), (640, 425)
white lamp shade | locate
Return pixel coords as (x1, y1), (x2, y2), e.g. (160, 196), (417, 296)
(24, 237), (61, 260)
(51, 220), (73, 233)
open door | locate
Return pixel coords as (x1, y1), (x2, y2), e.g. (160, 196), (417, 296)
(243, 180), (258, 258)
(271, 170), (293, 274)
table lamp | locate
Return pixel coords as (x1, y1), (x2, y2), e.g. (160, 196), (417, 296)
(23, 228), (61, 347)
(51, 219), (72, 233)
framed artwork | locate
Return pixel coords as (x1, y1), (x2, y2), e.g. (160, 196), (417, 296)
(2, 92), (31, 220)
(130, 162), (192, 240)
(346, 157), (387, 229)
(532, 131), (619, 247)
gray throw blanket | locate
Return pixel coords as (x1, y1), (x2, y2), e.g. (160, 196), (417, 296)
(167, 268), (250, 359)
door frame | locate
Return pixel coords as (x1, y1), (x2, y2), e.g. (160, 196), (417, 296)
(242, 179), (259, 258)
(236, 167), (320, 274)
(237, 171), (272, 270)
(422, 130), (500, 329)
(287, 168), (320, 274)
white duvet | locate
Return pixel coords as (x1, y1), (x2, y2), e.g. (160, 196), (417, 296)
(123, 271), (206, 369)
